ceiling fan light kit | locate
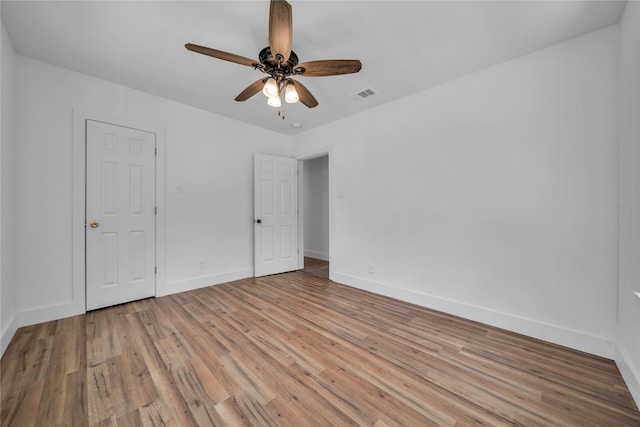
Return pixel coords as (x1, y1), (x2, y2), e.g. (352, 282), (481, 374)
(284, 81), (299, 104)
(262, 77), (279, 98)
(185, 0), (361, 116)
(267, 94), (282, 107)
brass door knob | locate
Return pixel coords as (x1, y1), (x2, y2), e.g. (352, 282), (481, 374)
(89, 221), (99, 229)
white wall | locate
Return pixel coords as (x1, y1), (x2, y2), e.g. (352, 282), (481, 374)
(294, 26), (619, 358)
(616, 0), (640, 407)
(304, 155), (329, 261)
(12, 55), (291, 328)
(1, 19), (18, 355)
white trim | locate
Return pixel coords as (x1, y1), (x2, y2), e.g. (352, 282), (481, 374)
(616, 343), (640, 409)
(155, 127), (167, 302)
(70, 110), (88, 317)
(1, 313), (17, 356)
(332, 271), (615, 358)
(159, 268), (252, 297)
(17, 301), (82, 328)
(297, 160), (305, 269)
(304, 250), (329, 261)
(68, 108), (166, 317)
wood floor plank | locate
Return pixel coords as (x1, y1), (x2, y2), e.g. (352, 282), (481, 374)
(218, 391), (280, 427)
(0, 378), (44, 427)
(137, 401), (174, 427)
(87, 362), (114, 425)
(2, 268), (639, 426)
(170, 362), (225, 425)
(62, 368), (88, 426)
(218, 352), (276, 406)
(124, 307), (198, 427)
(34, 333), (68, 425)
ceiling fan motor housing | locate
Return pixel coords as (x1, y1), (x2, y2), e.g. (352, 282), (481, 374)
(259, 47), (300, 78)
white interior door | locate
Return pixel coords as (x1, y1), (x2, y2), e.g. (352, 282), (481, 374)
(254, 154), (299, 277)
(86, 120), (156, 310)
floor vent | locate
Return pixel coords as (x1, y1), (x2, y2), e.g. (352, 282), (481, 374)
(353, 87), (377, 100)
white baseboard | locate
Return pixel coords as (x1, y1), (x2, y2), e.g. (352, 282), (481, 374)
(304, 250), (329, 261)
(159, 268), (252, 297)
(332, 272), (614, 359)
(17, 300), (85, 330)
(12, 270), (252, 331)
(616, 343), (640, 409)
(1, 314), (17, 357)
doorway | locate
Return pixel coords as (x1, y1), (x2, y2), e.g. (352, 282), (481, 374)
(301, 155), (329, 279)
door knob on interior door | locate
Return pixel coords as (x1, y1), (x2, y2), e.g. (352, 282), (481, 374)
(256, 219), (262, 224)
(89, 221), (99, 228)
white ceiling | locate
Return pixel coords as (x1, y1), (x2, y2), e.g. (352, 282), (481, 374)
(1, 1), (626, 135)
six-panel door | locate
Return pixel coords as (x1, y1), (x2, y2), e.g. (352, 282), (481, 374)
(86, 120), (156, 310)
(254, 154), (299, 277)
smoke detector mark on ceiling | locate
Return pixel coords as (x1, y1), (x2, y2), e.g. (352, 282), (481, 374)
(353, 87), (377, 100)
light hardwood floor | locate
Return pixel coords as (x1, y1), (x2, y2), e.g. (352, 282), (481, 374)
(301, 257), (329, 279)
(1, 271), (639, 426)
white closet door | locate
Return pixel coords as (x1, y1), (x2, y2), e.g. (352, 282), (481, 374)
(86, 120), (156, 310)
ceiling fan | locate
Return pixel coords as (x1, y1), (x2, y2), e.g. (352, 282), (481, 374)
(185, 0), (362, 109)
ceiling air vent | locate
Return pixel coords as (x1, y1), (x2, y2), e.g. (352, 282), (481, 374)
(352, 87), (377, 100)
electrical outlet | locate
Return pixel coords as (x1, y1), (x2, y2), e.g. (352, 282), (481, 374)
(199, 259), (206, 270)
(369, 264), (375, 274)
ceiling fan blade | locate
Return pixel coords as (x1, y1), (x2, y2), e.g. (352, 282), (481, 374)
(294, 60), (362, 77)
(291, 79), (318, 108)
(185, 43), (260, 68)
(269, 0), (292, 63)
(235, 78), (269, 102)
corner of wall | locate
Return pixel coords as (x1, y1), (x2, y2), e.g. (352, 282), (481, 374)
(16, 301), (85, 330)
(615, 0), (640, 411)
(1, 314), (17, 356)
(616, 342), (640, 410)
(1, 11), (19, 358)
(158, 268), (252, 297)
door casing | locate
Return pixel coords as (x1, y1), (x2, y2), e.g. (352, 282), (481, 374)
(72, 110), (166, 314)
(296, 147), (333, 280)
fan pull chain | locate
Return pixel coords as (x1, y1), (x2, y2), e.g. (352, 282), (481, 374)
(278, 110), (285, 120)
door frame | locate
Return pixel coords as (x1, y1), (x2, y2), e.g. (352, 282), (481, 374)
(297, 146), (333, 280)
(72, 109), (166, 313)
